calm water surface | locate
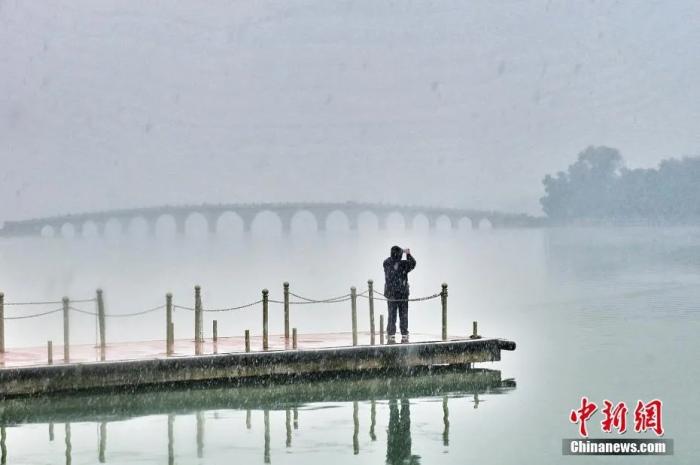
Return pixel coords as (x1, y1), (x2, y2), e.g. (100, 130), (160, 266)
(0, 222), (699, 464)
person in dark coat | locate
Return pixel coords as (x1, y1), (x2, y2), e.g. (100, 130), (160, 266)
(383, 245), (417, 343)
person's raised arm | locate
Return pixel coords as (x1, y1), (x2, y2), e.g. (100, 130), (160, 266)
(405, 249), (416, 272)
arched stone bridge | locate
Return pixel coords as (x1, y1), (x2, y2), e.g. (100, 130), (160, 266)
(0, 202), (542, 237)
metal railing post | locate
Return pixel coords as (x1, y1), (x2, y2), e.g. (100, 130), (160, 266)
(351, 287), (358, 346)
(166, 293), (173, 355)
(368, 280), (375, 345)
(262, 289), (269, 350)
(283, 282), (290, 340)
(194, 286), (202, 355)
(96, 289), (106, 360)
(0, 292), (4, 353)
(441, 283), (448, 341)
(62, 297), (70, 362)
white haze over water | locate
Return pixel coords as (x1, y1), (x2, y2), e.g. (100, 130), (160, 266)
(1, 227), (700, 464)
(1, 2), (700, 463)
(1, 0), (699, 221)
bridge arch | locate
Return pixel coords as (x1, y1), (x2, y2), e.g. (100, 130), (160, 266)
(435, 214), (453, 231)
(81, 220), (100, 238)
(357, 210), (380, 232)
(289, 210), (319, 234)
(154, 214), (177, 239)
(215, 211), (244, 236)
(324, 210), (351, 232)
(127, 216), (151, 238)
(40, 225), (56, 238)
(250, 210), (283, 237)
(60, 222), (76, 239)
(410, 213), (430, 232)
(477, 217), (493, 230)
(457, 217), (474, 230)
(384, 211), (407, 230)
(184, 212), (208, 238)
(103, 218), (123, 238)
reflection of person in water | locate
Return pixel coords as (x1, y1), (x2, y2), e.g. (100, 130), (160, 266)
(386, 398), (420, 465)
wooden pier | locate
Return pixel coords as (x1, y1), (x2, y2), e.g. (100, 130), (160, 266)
(0, 283), (516, 398)
(0, 367), (515, 424)
(0, 333), (515, 397)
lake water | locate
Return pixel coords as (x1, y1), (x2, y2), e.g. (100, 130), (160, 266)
(1, 222), (699, 464)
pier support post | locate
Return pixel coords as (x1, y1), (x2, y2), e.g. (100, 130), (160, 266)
(292, 327), (297, 349)
(368, 280), (375, 345)
(286, 408), (292, 448)
(166, 293), (173, 355)
(1, 425), (5, 465)
(379, 314), (384, 345)
(351, 287), (358, 346)
(62, 297), (70, 362)
(264, 409), (271, 464)
(0, 292), (4, 353)
(245, 329), (250, 352)
(283, 282), (290, 340)
(213, 320), (218, 342)
(47, 340), (53, 365)
(370, 399), (377, 441)
(443, 396), (450, 446)
(168, 323), (174, 355)
(194, 286), (203, 355)
(262, 289), (269, 350)
(470, 320), (481, 339)
(168, 415), (175, 465)
(196, 411), (204, 459)
(99, 422), (106, 463)
(352, 400), (359, 454)
(441, 283), (448, 341)
(97, 289), (106, 361)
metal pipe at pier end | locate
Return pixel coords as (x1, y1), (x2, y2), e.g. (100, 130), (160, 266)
(96, 289), (106, 361)
(213, 320), (218, 343)
(0, 292), (4, 353)
(245, 330), (251, 352)
(368, 280), (375, 345)
(470, 321), (481, 339)
(351, 287), (358, 346)
(194, 286), (202, 355)
(283, 282), (290, 340)
(441, 283), (448, 341)
(62, 297), (70, 362)
(166, 293), (173, 355)
(47, 340), (53, 365)
(292, 327), (297, 349)
(262, 289), (269, 351)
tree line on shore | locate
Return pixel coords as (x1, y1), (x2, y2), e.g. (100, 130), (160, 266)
(540, 146), (700, 223)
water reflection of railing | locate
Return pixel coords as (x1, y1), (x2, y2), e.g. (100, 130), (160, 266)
(0, 368), (515, 464)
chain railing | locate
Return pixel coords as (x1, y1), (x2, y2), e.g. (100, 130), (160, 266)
(0, 281), (450, 361)
(2, 307), (64, 320)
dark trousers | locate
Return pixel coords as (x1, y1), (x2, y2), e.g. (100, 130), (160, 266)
(387, 300), (409, 336)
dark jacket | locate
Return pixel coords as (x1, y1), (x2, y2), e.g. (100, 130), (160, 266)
(383, 252), (417, 298)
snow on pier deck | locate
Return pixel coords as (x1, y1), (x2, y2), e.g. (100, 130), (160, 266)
(0, 332), (516, 397)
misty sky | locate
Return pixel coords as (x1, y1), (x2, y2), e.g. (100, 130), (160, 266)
(1, 0), (698, 222)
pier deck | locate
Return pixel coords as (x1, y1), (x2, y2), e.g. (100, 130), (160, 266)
(0, 332), (516, 397)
